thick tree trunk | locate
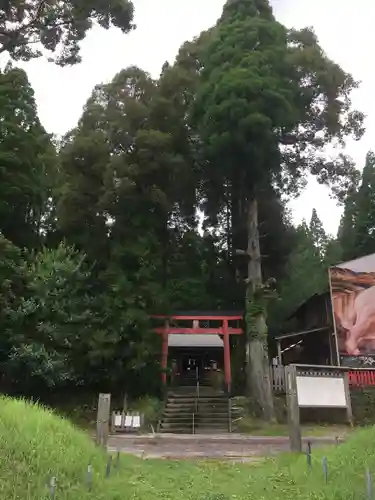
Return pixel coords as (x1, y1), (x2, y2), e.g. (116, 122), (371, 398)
(245, 196), (275, 422)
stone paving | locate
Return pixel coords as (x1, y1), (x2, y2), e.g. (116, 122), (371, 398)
(107, 433), (345, 461)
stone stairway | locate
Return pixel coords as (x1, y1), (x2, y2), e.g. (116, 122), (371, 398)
(160, 386), (231, 434)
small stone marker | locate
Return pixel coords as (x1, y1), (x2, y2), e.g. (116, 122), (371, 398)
(87, 464), (93, 491)
(106, 455), (112, 478)
(322, 456), (328, 484)
(306, 441), (312, 470)
(115, 451), (120, 468)
(367, 468), (373, 500)
(49, 476), (56, 498)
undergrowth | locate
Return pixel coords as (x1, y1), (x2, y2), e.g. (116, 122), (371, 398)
(0, 395), (374, 499)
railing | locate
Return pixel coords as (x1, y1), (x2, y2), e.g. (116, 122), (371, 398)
(193, 371), (200, 434)
(271, 365), (286, 393)
(349, 370), (375, 387)
(271, 364), (375, 394)
(196, 383), (200, 410)
(228, 396), (232, 433)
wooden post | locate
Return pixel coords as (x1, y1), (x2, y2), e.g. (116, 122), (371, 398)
(123, 393), (128, 413)
(223, 319), (231, 393)
(285, 365), (302, 452)
(110, 410), (116, 435)
(96, 393), (111, 448)
(277, 340), (282, 365)
(343, 372), (353, 426)
(161, 319), (169, 385)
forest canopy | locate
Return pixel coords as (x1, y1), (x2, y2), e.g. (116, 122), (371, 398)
(0, 0), (366, 410)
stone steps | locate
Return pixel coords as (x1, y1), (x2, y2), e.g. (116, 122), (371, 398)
(161, 387), (232, 434)
(162, 414), (229, 421)
(166, 400), (226, 406)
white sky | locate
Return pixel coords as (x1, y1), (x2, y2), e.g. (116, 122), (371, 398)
(13, 0), (375, 236)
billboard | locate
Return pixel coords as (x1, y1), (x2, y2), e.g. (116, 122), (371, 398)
(329, 253), (375, 364)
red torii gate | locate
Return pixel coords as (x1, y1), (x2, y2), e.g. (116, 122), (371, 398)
(152, 312), (243, 391)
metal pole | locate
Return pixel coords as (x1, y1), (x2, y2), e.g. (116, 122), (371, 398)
(328, 267), (341, 366)
(228, 397), (232, 433)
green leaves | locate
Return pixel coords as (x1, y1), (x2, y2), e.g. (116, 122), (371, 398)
(193, 0), (363, 208)
(271, 212), (342, 326)
(42, 64), (216, 392)
(0, 0), (367, 400)
(221, 0), (274, 22)
(0, 0), (134, 65)
(194, 10), (291, 189)
(0, 65), (54, 250)
(0, 234), (25, 338)
(7, 243), (92, 387)
(339, 151), (375, 261)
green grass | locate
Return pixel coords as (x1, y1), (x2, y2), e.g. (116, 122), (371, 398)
(1, 394), (375, 499)
(232, 395), (352, 437)
(236, 416), (350, 437)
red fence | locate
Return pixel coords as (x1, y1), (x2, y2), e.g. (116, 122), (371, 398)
(348, 370), (375, 387)
(271, 366), (375, 393)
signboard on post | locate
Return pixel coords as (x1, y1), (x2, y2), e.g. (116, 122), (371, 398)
(296, 375), (347, 408)
(285, 365), (301, 452)
(285, 365), (353, 452)
(96, 393), (111, 448)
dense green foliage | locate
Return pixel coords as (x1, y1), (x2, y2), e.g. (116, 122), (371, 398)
(192, 0), (362, 295)
(189, 0), (362, 413)
(271, 212), (342, 327)
(0, 0), (134, 65)
(339, 151), (375, 261)
(0, 64), (54, 249)
(0, 0), (367, 401)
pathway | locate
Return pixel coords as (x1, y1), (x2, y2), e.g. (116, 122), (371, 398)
(107, 433), (345, 461)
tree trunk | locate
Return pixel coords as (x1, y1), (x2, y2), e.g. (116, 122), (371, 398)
(245, 196), (275, 422)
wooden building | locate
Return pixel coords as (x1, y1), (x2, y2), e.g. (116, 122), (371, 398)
(271, 291), (375, 392)
(274, 291), (339, 367)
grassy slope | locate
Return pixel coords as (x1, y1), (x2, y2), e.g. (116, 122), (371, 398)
(0, 395), (373, 499)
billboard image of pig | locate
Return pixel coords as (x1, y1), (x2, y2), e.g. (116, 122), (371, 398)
(329, 253), (375, 360)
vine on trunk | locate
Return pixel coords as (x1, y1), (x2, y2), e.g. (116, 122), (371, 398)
(245, 279), (277, 341)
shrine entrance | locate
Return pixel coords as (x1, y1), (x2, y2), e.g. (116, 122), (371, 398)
(179, 351), (220, 376)
(170, 345), (224, 386)
(152, 312), (243, 393)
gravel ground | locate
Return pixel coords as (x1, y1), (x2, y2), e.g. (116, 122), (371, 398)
(107, 433), (345, 461)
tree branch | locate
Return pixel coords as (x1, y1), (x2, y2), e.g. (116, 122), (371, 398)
(0, 0), (47, 54)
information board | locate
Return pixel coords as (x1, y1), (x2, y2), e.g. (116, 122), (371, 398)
(296, 375), (347, 408)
